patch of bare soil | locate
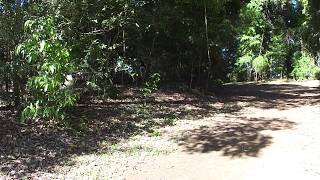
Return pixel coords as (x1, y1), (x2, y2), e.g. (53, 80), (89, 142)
(125, 81), (320, 180)
(1, 81), (319, 179)
(0, 87), (227, 179)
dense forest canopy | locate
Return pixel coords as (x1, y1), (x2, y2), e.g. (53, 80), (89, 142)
(0, 0), (319, 121)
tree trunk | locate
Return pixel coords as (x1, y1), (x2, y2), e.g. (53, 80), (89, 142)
(10, 51), (22, 116)
(190, 61), (194, 89)
(204, 3), (211, 91)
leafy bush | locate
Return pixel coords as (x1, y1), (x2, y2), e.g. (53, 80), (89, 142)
(252, 55), (269, 74)
(17, 16), (77, 122)
(234, 55), (253, 81)
(291, 51), (319, 80)
(141, 73), (161, 105)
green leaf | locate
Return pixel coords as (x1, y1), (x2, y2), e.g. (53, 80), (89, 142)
(40, 40), (46, 52)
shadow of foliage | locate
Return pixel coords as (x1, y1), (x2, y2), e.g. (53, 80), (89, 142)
(0, 88), (237, 178)
(1, 82), (314, 177)
(216, 83), (320, 110)
(173, 117), (296, 157)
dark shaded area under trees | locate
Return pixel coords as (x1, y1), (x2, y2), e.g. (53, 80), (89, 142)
(0, 0), (319, 120)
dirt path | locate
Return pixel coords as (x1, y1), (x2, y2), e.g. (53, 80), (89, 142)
(1, 81), (319, 179)
(125, 81), (320, 180)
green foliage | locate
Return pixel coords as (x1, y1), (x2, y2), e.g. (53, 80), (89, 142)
(1, 0), (320, 125)
(234, 55), (253, 81)
(234, 0), (306, 81)
(239, 0), (265, 40)
(291, 51), (319, 80)
(141, 73), (161, 97)
(240, 0), (265, 29)
(149, 130), (161, 137)
(266, 32), (288, 78)
(17, 16), (77, 122)
(237, 55), (252, 68)
(141, 73), (161, 105)
(235, 0), (267, 81)
(252, 55), (269, 75)
(52, 0), (139, 92)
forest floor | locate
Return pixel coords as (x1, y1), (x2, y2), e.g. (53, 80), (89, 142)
(0, 80), (320, 179)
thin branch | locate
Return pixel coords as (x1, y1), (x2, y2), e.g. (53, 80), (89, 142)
(81, 29), (111, 35)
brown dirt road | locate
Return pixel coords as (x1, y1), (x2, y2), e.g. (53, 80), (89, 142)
(126, 81), (320, 180)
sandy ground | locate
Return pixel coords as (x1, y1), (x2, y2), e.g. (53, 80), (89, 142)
(125, 81), (320, 180)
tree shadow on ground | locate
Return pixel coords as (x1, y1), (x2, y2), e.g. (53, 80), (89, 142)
(0, 82), (315, 177)
(0, 88), (240, 178)
(215, 83), (320, 110)
(172, 117), (296, 157)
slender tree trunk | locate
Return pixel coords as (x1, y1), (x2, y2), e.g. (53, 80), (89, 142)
(204, 2), (211, 91)
(150, 32), (157, 57)
(190, 61), (194, 89)
(11, 52), (21, 113)
(259, 33), (265, 56)
(122, 29), (126, 85)
(5, 71), (9, 93)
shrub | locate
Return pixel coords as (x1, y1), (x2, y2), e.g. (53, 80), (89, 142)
(291, 51), (319, 80)
(17, 16), (77, 122)
(141, 73), (161, 105)
(252, 55), (269, 80)
(252, 55), (269, 75)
